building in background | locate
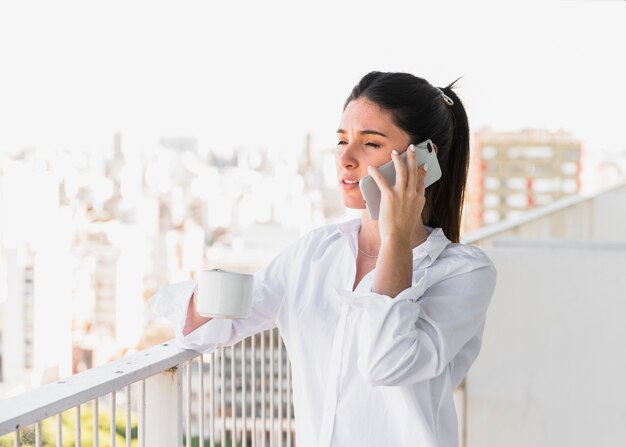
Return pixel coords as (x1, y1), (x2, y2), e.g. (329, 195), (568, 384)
(0, 131), (334, 397)
(0, 159), (74, 393)
(3, 127), (619, 399)
(465, 128), (583, 231)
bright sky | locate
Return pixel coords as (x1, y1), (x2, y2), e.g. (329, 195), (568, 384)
(1, 1), (625, 158)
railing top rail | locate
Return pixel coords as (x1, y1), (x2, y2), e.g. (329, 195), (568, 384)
(461, 179), (626, 245)
(0, 339), (198, 435)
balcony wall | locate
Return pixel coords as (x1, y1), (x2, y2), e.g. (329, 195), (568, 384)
(464, 180), (626, 446)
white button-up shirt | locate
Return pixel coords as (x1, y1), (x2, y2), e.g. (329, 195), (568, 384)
(150, 217), (497, 447)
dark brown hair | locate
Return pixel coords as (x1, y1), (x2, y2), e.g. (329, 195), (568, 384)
(344, 71), (469, 243)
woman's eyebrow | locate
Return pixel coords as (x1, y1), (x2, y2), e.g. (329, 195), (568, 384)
(336, 129), (388, 138)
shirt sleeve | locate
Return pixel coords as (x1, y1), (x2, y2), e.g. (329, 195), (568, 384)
(149, 235), (302, 354)
(335, 248), (497, 387)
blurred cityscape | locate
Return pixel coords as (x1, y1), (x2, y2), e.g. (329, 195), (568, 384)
(1, 127), (625, 398)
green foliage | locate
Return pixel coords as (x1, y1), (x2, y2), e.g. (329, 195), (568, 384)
(0, 405), (138, 447)
(0, 407), (246, 447)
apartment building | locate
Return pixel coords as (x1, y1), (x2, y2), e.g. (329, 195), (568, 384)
(465, 128), (582, 232)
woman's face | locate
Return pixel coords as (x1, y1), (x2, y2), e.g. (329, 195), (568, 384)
(335, 98), (412, 209)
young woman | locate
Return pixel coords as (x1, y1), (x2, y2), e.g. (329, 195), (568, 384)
(152, 71), (497, 447)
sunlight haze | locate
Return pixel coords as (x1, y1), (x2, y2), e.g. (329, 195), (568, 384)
(1, 1), (624, 157)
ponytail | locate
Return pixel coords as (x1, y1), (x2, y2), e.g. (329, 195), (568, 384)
(422, 79), (470, 243)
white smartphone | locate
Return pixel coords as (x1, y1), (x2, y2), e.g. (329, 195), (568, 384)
(359, 139), (442, 220)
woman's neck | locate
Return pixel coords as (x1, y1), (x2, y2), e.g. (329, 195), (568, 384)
(358, 209), (430, 254)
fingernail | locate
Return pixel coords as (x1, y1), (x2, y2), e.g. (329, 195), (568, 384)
(409, 144), (416, 152)
(424, 163), (429, 172)
(391, 149), (399, 155)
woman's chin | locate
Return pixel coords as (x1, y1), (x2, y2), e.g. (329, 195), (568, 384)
(342, 199), (367, 210)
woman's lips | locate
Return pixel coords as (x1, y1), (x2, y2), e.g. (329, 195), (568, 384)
(340, 180), (360, 190)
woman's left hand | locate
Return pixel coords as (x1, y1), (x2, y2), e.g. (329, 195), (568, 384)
(366, 144), (428, 243)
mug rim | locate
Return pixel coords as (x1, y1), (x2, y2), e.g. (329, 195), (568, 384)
(199, 268), (254, 277)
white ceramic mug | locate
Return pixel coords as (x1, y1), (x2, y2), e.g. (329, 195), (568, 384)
(196, 269), (254, 319)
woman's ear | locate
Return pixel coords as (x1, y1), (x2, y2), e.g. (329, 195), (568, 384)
(433, 144), (438, 156)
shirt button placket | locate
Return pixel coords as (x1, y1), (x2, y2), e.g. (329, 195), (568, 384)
(317, 302), (349, 447)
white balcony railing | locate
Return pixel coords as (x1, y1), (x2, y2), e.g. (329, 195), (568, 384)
(0, 329), (296, 447)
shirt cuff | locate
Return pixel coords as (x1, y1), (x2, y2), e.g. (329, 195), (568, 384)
(334, 271), (429, 307)
(333, 273), (430, 386)
(178, 318), (234, 352)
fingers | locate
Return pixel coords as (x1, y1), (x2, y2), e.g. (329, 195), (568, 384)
(407, 144), (418, 192)
(366, 165), (391, 194)
(417, 160), (428, 197)
(369, 144), (428, 196)
(406, 143), (428, 196)
(391, 149), (407, 189)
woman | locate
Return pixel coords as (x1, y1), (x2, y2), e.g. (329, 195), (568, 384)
(151, 71), (497, 447)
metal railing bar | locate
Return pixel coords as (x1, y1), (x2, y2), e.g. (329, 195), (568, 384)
(210, 417), (295, 433)
(139, 381), (145, 447)
(251, 334), (256, 447)
(110, 391), (116, 447)
(220, 347), (226, 445)
(279, 338), (283, 446)
(93, 398), (99, 447)
(0, 341), (197, 435)
(186, 360), (192, 447)
(209, 351), (216, 447)
(76, 404), (82, 447)
(56, 413), (62, 447)
(1, 333), (301, 444)
(35, 420), (42, 447)
(261, 332), (266, 447)
(269, 329), (274, 447)
(231, 345), (237, 447)
(241, 339), (247, 447)
(125, 385), (131, 447)
(198, 356), (205, 447)
(287, 359), (292, 447)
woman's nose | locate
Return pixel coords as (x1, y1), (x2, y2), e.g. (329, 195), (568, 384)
(337, 142), (359, 168)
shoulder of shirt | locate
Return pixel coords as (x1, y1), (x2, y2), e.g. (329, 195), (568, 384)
(280, 218), (357, 260)
(299, 218), (356, 243)
(437, 241), (498, 275)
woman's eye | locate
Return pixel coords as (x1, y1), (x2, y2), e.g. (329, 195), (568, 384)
(336, 141), (380, 148)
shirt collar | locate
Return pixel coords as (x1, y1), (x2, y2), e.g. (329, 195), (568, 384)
(335, 217), (451, 265)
